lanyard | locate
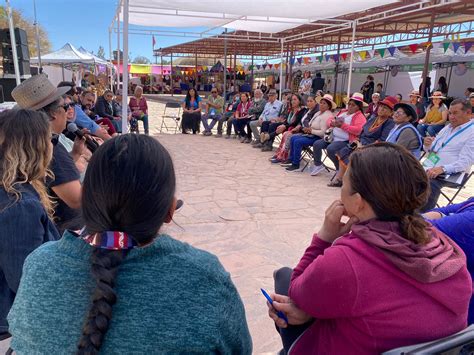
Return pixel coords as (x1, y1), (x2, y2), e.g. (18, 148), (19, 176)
(432, 122), (474, 153)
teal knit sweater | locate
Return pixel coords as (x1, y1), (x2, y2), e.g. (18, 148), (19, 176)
(8, 231), (252, 354)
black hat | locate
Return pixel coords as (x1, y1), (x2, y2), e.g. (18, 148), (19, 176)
(394, 103), (418, 123)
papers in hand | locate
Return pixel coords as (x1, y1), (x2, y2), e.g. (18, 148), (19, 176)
(438, 172), (466, 185)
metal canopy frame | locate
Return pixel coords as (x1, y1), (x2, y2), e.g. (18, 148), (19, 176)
(109, 0), (474, 130)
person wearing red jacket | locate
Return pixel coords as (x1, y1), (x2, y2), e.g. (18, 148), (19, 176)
(310, 92), (367, 176)
(268, 143), (471, 355)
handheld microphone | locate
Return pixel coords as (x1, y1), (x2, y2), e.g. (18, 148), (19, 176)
(67, 122), (98, 153)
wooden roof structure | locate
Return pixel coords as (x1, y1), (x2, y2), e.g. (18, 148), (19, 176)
(154, 1), (474, 59)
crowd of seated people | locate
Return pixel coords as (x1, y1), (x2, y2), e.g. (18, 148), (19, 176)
(0, 71), (473, 354)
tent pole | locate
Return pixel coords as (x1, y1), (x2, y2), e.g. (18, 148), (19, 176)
(279, 39), (284, 100)
(346, 20), (357, 104)
(223, 29), (227, 101)
(170, 53), (173, 96)
(33, 0), (42, 73)
(5, 0), (20, 85)
(121, 0), (129, 134)
(116, 12), (121, 94)
(233, 52), (237, 88)
(446, 64), (453, 96)
(250, 52), (254, 91)
(195, 50), (198, 88)
(288, 46), (294, 91)
(420, 13), (436, 103)
(333, 33), (341, 96)
(108, 27), (113, 90)
(62, 64), (65, 81)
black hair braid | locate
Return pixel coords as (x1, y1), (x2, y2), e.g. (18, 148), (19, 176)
(77, 249), (127, 354)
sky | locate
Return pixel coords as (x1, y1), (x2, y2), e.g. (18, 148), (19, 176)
(11, 0), (197, 62)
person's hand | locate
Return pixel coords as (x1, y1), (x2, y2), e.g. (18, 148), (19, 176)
(267, 293), (312, 329)
(419, 119), (425, 124)
(426, 166), (444, 179)
(72, 135), (86, 158)
(334, 120), (343, 128)
(317, 200), (359, 243)
(276, 125), (286, 134)
(424, 136), (435, 147)
(422, 211), (444, 220)
(303, 127), (312, 134)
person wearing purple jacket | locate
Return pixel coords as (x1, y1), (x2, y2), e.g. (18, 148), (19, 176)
(267, 143), (471, 355)
(424, 197), (474, 324)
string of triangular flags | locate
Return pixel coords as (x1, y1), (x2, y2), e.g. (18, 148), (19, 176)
(246, 40), (473, 72)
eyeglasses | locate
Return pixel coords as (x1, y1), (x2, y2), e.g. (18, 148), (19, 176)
(62, 103), (75, 111)
(51, 133), (59, 146)
(393, 110), (405, 116)
(211, 91), (217, 94)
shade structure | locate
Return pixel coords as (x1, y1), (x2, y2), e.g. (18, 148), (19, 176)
(31, 43), (96, 65)
(209, 61), (224, 73)
(77, 47), (110, 66)
(124, 0), (396, 33)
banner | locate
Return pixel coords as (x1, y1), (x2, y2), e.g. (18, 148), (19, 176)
(359, 51), (367, 60)
(340, 53), (348, 61)
(465, 42), (474, 54)
(297, 57), (303, 64)
(443, 42), (450, 53)
(452, 42), (461, 53)
(130, 64), (151, 74)
(303, 57), (311, 64)
(290, 58), (296, 65)
(388, 47), (397, 56)
(409, 44), (418, 54)
(274, 63), (280, 69)
(318, 55), (323, 63)
(332, 54), (339, 62)
(325, 54), (331, 62)
(377, 48), (386, 57)
(256, 64), (261, 70)
(268, 64), (273, 69)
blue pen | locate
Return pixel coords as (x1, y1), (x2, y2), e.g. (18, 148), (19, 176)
(261, 288), (289, 324)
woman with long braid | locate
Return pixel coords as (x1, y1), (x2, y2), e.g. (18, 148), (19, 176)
(8, 135), (252, 354)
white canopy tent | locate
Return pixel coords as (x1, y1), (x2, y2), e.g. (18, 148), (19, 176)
(30, 43), (96, 65)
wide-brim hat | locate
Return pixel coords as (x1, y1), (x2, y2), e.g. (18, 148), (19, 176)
(316, 93), (337, 110)
(429, 91), (446, 99)
(409, 90), (421, 97)
(394, 103), (418, 123)
(378, 96), (398, 110)
(346, 92), (368, 107)
(12, 74), (71, 111)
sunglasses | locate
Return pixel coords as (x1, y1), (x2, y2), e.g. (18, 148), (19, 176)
(51, 133), (59, 146)
(62, 103), (75, 111)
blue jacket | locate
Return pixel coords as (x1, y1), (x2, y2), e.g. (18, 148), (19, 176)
(0, 184), (59, 333)
(428, 197), (474, 323)
(73, 105), (101, 134)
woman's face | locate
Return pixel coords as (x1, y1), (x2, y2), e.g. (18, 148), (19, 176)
(240, 94), (248, 103)
(64, 97), (75, 120)
(306, 97), (316, 110)
(189, 89), (196, 98)
(377, 104), (392, 118)
(319, 99), (329, 112)
(432, 98), (441, 105)
(135, 87), (143, 97)
(393, 108), (410, 125)
(50, 98), (68, 134)
(470, 97), (474, 107)
(105, 92), (113, 103)
(347, 100), (359, 114)
(396, 95), (402, 103)
(291, 95), (300, 108)
(372, 95), (380, 104)
(304, 71), (310, 78)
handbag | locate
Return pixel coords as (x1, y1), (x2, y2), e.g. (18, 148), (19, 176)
(324, 128), (334, 143)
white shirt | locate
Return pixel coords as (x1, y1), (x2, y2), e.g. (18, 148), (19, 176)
(333, 112), (353, 141)
(427, 119), (474, 174)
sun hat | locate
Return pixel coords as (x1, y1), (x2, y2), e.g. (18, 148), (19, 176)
(378, 96), (398, 110)
(316, 93), (337, 110)
(372, 92), (380, 97)
(282, 89), (292, 95)
(469, 92), (474, 99)
(268, 89), (278, 96)
(12, 74), (71, 111)
(429, 91), (446, 99)
(409, 90), (421, 97)
(394, 103), (418, 123)
(346, 92), (368, 107)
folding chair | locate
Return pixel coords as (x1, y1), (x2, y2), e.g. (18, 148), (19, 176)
(300, 147), (334, 174)
(383, 324), (474, 355)
(160, 102), (182, 133)
(437, 171), (473, 207)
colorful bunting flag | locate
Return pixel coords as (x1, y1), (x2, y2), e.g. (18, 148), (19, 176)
(333, 54), (339, 62)
(268, 64), (273, 69)
(452, 42), (461, 53)
(325, 54), (331, 62)
(262, 64), (267, 69)
(274, 63), (280, 69)
(256, 64), (261, 70)
(290, 58), (296, 65)
(409, 44), (418, 54)
(388, 46), (396, 56)
(297, 57), (303, 64)
(359, 51), (367, 60)
(318, 55), (323, 63)
(303, 57), (311, 64)
(368, 49), (376, 58)
(465, 42), (474, 54)
(341, 53), (348, 61)
(443, 42), (450, 53)
(377, 48), (386, 57)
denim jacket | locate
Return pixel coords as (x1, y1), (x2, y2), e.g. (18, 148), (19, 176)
(0, 183), (60, 333)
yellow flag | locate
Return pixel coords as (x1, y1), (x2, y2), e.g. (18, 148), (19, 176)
(359, 51), (367, 60)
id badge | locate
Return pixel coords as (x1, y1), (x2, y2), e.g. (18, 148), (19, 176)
(423, 152), (440, 169)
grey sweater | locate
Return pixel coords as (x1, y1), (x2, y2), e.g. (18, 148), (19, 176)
(8, 232), (252, 354)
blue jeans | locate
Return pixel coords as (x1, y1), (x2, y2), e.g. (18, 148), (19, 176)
(290, 135), (319, 165)
(201, 113), (223, 132)
(234, 118), (251, 137)
(111, 118), (122, 133)
(417, 123), (444, 137)
(135, 114), (149, 134)
(313, 139), (348, 170)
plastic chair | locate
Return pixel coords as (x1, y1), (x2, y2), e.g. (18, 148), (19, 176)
(382, 324), (474, 354)
(160, 102), (182, 133)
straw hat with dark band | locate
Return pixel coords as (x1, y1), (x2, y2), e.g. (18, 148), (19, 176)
(12, 74), (71, 111)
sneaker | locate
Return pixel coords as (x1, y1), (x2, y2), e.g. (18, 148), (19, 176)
(270, 158), (282, 164)
(285, 165), (300, 171)
(203, 131), (212, 136)
(310, 165), (325, 176)
(260, 132), (270, 143)
(261, 145), (273, 152)
(253, 143), (263, 148)
(244, 138), (252, 143)
(280, 159), (291, 165)
(280, 162), (293, 167)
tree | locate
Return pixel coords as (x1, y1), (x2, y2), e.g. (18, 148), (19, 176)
(0, 6), (52, 57)
(97, 46), (106, 59)
(133, 55), (150, 64)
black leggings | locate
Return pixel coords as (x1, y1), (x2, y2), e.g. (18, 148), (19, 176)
(273, 267), (313, 354)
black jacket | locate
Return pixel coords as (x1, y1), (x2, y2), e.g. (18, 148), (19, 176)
(94, 96), (118, 120)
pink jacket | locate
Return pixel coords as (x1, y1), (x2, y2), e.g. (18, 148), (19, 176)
(334, 109), (366, 142)
(288, 220), (471, 355)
